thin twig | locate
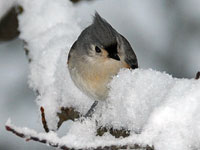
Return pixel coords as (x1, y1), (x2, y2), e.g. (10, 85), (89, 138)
(195, 72), (200, 80)
(40, 107), (49, 132)
(5, 125), (154, 150)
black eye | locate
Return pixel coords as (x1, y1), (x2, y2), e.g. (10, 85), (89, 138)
(95, 46), (101, 53)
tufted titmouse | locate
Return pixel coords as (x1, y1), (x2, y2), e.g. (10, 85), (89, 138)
(68, 13), (138, 116)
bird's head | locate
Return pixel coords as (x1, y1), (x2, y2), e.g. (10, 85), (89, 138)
(70, 12), (138, 69)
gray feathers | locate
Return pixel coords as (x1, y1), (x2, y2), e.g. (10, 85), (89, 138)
(72, 12), (138, 69)
(76, 12), (118, 49)
(91, 12), (117, 47)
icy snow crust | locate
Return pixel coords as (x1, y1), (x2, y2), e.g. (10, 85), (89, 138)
(10, 0), (200, 149)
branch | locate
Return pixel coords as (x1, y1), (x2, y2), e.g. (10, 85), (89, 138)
(42, 106), (131, 138)
(0, 6), (23, 41)
(5, 123), (154, 150)
(57, 107), (80, 129)
(40, 106), (81, 132)
(40, 107), (49, 132)
(196, 72), (200, 80)
(70, 0), (93, 4)
(97, 126), (130, 138)
(5, 125), (62, 148)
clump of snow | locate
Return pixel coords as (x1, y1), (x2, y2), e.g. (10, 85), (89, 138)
(7, 67), (200, 150)
(10, 0), (200, 150)
(140, 76), (200, 150)
(99, 69), (200, 150)
(17, 0), (93, 130)
(6, 69), (200, 150)
(99, 69), (174, 132)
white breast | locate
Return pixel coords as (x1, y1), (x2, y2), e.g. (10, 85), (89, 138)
(68, 57), (125, 101)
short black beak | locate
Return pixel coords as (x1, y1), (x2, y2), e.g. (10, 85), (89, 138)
(131, 63), (138, 69)
(108, 53), (120, 61)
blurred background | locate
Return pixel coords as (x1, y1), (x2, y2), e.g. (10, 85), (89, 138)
(0, 0), (199, 149)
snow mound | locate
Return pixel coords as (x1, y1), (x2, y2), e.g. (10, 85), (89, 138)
(8, 0), (200, 150)
(17, 0), (93, 130)
(102, 69), (200, 150)
(6, 69), (200, 150)
(99, 69), (174, 132)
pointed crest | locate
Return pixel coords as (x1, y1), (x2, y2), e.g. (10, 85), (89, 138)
(91, 12), (118, 48)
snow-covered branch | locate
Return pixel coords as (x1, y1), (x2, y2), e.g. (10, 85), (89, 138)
(5, 119), (154, 150)
(40, 106), (81, 132)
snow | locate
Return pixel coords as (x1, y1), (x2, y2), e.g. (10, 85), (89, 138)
(17, 0), (93, 130)
(6, 0), (200, 150)
(99, 69), (174, 132)
(6, 68), (200, 150)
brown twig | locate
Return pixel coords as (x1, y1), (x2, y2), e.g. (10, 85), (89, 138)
(195, 72), (200, 80)
(97, 126), (130, 138)
(5, 125), (154, 150)
(40, 107), (49, 132)
(0, 6), (23, 41)
(43, 106), (130, 138)
(40, 106), (81, 131)
(5, 125), (61, 148)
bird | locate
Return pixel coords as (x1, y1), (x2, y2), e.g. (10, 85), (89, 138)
(67, 12), (138, 117)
